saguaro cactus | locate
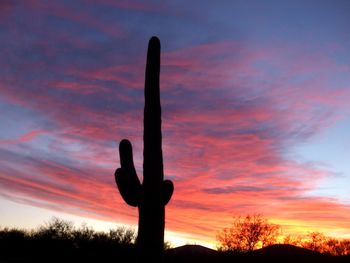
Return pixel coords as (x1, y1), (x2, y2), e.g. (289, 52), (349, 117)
(115, 37), (174, 261)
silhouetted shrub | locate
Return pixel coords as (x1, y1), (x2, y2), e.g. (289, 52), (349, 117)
(108, 226), (136, 245)
(300, 232), (350, 256)
(217, 215), (350, 256)
(0, 217), (137, 262)
(34, 217), (74, 240)
(217, 214), (280, 252)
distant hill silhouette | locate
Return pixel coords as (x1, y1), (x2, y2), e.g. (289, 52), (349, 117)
(165, 245), (219, 263)
(164, 244), (346, 263)
(254, 243), (323, 256)
(250, 244), (331, 263)
(168, 244), (218, 255)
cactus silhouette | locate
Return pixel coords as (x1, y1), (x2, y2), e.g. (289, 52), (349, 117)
(115, 36), (174, 261)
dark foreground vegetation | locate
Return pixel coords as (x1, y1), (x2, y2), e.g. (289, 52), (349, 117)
(0, 217), (136, 262)
(1, 217), (350, 263)
(217, 215), (350, 256)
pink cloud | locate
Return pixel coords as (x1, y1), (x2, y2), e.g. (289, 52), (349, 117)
(75, 64), (144, 90)
(51, 81), (110, 95)
(0, 130), (46, 145)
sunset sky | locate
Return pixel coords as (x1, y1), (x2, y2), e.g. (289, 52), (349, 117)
(1, 0), (350, 248)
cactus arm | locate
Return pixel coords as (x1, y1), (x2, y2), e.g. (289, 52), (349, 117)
(162, 180), (174, 206)
(115, 139), (141, 207)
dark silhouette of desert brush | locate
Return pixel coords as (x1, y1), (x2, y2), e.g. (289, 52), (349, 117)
(115, 36), (174, 261)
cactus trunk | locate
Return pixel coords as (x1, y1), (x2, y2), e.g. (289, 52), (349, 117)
(115, 36), (173, 262)
(138, 36), (164, 260)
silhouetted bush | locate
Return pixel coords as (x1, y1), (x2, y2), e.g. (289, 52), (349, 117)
(34, 217), (74, 240)
(217, 214), (280, 252)
(217, 215), (350, 256)
(0, 217), (137, 262)
(301, 232), (350, 256)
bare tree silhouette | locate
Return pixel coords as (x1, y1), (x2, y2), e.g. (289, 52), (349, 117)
(217, 215), (279, 252)
(115, 36), (174, 262)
